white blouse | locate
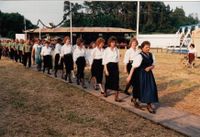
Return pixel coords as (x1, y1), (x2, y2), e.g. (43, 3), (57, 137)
(188, 48), (197, 54)
(54, 43), (62, 55)
(123, 48), (140, 64)
(73, 47), (87, 62)
(102, 47), (119, 65)
(60, 44), (73, 57)
(91, 47), (104, 60)
(41, 46), (52, 56)
(132, 53), (156, 68)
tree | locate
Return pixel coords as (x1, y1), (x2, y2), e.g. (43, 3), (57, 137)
(0, 11), (35, 38)
(62, 1), (199, 34)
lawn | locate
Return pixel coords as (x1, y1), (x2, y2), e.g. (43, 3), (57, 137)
(0, 58), (184, 137)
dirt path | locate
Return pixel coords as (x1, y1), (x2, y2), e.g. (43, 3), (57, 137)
(0, 58), (184, 137)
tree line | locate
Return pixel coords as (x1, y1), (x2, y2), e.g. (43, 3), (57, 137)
(0, 11), (35, 38)
(63, 1), (199, 33)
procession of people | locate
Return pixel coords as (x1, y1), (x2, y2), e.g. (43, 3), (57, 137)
(0, 36), (159, 114)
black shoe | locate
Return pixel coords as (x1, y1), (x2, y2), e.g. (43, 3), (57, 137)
(54, 74), (57, 77)
(147, 106), (156, 114)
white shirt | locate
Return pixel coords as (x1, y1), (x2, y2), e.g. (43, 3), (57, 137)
(54, 43), (62, 55)
(132, 53), (156, 68)
(41, 46), (52, 56)
(123, 48), (140, 64)
(60, 44), (73, 57)
(73, 47), (86, 62)
(102, 47), (119, 65)
(91, 47), (104, 60)
(188, 48), (197, 54)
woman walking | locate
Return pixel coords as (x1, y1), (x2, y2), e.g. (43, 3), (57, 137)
(61, 36), (74, 83)
(54, 38), (62, 77)
(73, 38), (87, 88)
(102, 36), (120, 102)
(123, 38), (140, 95)
(90, 38), (105, 93)
(41, 40), (52, 74)
(127, 41), (158, 114)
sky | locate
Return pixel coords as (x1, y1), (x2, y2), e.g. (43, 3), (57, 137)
(0, 1), (200, 27)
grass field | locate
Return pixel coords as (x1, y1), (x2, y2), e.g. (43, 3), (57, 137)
(0, 57), (184, 137)
(118, 49), (200, 116)
(88, 49), (200, 116)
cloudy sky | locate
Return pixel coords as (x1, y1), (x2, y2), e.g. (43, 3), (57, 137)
(0, 1), (200, 27)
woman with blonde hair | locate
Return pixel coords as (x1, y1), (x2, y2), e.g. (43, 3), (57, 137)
(123, 37), (140, 95)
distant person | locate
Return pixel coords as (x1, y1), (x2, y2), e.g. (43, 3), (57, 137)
(102, 36), (120, 102)
(35, 40), (43, 71)
(188, 44), (197, 66)
(41, 40), (52, 74)
(54, 38), (62, 77)
(123, 37), (140, 95)
(61, 36), (74, 83)
(32, 39), (39, 65)
(23, 40), (32, 68)
(127, 41), (158, 114)
(73, 38), (87, 88)
(19, 39), (24, 63)
(90, 38), (105, 93)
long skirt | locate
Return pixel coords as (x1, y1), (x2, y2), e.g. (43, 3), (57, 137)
(126, 62), (132, 74)
(91, 59), (104, 84)
(43, 55), (52, 69)
(64, 53), (73, 73)
(135, 69), (158, 103)
(105, 62), (119, 91)
(54, 54), (60, 70)
(188, 53), (195, 64)
(76, 56), (86, 79)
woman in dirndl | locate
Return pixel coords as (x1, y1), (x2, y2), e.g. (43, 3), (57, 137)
(127, 41), (158, 114)
(102, 36), (120, 102)
(90, 37), (105, 93)
(35, 40), (43, 71)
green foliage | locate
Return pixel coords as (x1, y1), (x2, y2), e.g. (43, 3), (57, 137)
(62, 1), (199, 34)
(0, 11), (35, 38)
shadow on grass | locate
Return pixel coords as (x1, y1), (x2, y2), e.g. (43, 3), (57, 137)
(159, 85), (200, 107)
(157, 79), (186, 92)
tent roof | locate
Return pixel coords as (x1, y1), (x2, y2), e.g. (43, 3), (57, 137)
(25, 27), (135, 33)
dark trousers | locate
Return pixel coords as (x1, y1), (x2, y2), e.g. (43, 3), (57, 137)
(14, 51), (19, 62)
(54, 54), (60, 74)
(23, 52), (31, 68)
(43, 55), (52, 73)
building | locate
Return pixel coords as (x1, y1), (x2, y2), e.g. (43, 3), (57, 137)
(24, 27), (135, 45)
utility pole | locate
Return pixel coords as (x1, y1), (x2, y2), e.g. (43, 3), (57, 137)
(70, 1), (73, 45)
